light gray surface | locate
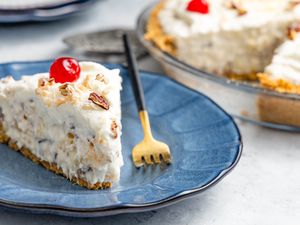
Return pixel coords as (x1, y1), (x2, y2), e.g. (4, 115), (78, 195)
(0, 0), (299, 224)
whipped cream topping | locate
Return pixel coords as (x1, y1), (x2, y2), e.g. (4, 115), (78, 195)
(0, 62), (123, 185)
(159, 0), (300, 37)
(265, 33), (300, 84)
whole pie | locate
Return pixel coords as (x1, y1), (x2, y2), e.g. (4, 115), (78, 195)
(145, 0), (300, 80)
(145, 0), (300, 127)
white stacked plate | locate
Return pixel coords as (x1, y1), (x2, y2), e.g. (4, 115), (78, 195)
(0, 0), (97, 23)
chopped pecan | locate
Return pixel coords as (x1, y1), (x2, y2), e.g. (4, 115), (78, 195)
(88, 92), (109, 110)
(82, 104), (94, 110)
(48, 78), (55, 85)
(0, 76), (13, 84)
(96, 74), (104, 81)
(38, 78), (55, 87)
(226, 1), (247, 16)
(111, 121), (118, 139)
(89, 142), (94, 148)
(96, 74), (108, 84)
(237, 8), (247, 16)
(38, 78), (46, 87)
(287, 23), (300, 40)
(82, 75), (92, 89)
(68, 133), (75, 139)
(59, 83), (72, 96)
(288, 29), (297, 40)
(68, 132), (75, 144)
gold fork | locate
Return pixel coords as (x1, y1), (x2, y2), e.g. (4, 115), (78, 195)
(123, 34), (172, 167)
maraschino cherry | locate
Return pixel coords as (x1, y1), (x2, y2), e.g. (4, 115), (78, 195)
(49, 57), (81, 83)
(186, 0), (209, 14)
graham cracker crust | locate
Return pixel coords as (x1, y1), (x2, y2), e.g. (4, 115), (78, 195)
(257, 95), (300, 127)
(144, 1), (176, 55)
(0, 123), (112, 190)
(257, 73), (300, 127)
(258, 73), (300, 94)
(227, 73), (259, 81)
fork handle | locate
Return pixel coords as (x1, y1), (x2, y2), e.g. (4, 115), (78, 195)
(123, 33), (146, 111)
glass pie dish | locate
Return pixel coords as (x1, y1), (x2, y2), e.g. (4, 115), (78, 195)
(136, 3), (300, 132)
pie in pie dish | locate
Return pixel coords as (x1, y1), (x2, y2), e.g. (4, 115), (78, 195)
(145, 0), (300, 128)
(145, 0), (300, 80)
(0, 58), (123, 189)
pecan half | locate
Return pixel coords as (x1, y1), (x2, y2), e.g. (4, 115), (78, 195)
(226, 1), (247, 16)
(59, 83), (72, 96)
(287, 23), (300, 40)
(88, 92), (109, 110)
(111, 121), (118, 139)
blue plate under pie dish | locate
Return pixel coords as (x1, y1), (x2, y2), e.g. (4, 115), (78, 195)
(0, 0), (97, 23)
(0, 60), (242, 217)
(0, 0), (90, 10)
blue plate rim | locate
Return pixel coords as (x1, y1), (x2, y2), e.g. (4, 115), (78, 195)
(0, 0), (91, 11)
(0, 0), (97, 23)
(0, 60), (243, 216)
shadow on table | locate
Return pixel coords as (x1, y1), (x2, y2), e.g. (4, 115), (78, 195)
(0, 191), (213, 225)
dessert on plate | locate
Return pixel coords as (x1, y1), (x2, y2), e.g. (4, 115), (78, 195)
(0, 58), (123, 189)
(145, 0), (300, 80)
(258, 24), (300, 127)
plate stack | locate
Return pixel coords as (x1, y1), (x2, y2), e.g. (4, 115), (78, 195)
(0, 0), (97, 23)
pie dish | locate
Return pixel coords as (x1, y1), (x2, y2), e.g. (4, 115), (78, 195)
(0, 60), (241, 217)
(137, 1), (300, 131)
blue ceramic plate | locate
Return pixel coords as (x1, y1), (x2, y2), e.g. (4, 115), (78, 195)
(0, 0), (97, 23)
(0, 60), (242, 217)
(0, 0), (89, 10)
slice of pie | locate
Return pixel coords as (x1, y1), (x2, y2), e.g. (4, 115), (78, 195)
(0, 58), (123, 189)
(145, 0), (300, 80)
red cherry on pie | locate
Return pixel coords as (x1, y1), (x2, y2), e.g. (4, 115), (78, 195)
(50, 57), (81, 83)
(186, 0), (209, 14)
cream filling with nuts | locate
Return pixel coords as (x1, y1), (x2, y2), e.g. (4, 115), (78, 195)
(0, 62), (123, 185)
(157, 0), (300, 77)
